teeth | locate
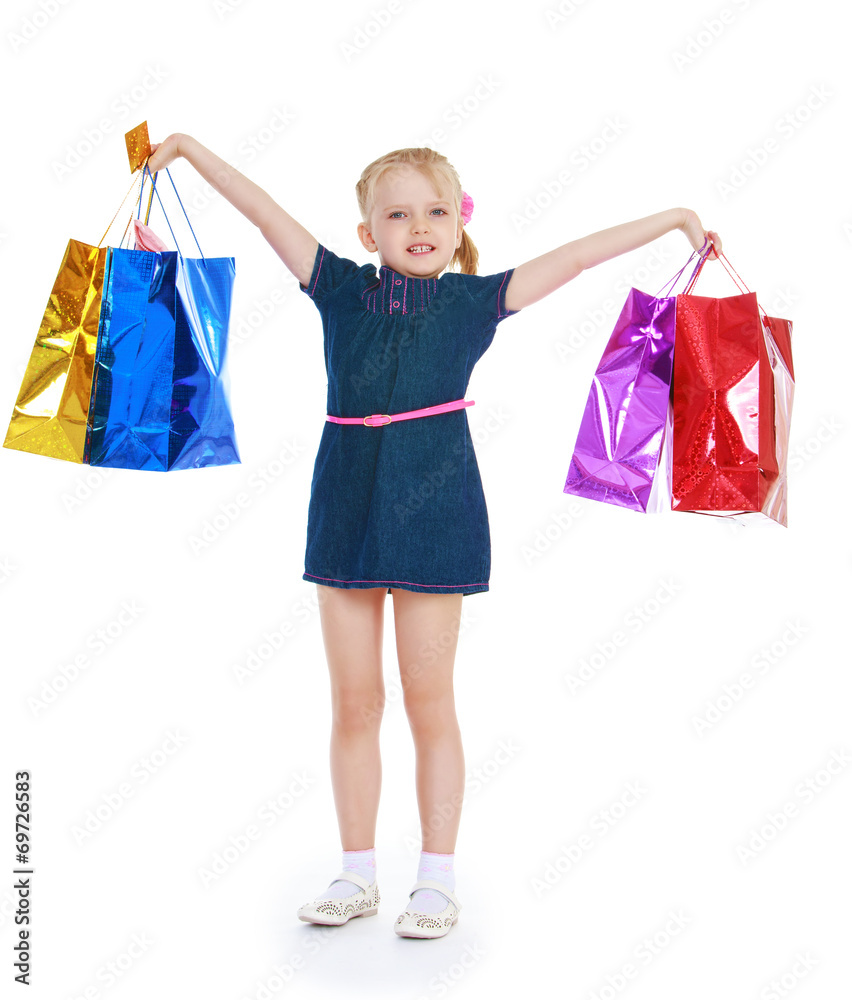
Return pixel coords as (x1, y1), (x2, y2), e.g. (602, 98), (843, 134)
(408, 245), (433, 253)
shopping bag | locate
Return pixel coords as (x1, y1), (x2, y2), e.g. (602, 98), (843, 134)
(3, 239), (109, 462)
(4, 163), (240, 471)
(562, 251), (704, 512)
(670, 251), (794, 525)
(86, 168), (239, 470)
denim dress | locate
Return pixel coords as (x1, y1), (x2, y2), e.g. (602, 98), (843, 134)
(299, 243), (518, 595)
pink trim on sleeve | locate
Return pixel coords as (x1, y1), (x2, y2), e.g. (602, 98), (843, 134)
(496, 270), (512, 318)
(308, 245), (326, 298)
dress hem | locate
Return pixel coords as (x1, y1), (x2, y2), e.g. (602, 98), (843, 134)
(303, 572), (488, 596)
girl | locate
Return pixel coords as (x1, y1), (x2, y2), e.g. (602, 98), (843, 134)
(147, 135), (720, 939)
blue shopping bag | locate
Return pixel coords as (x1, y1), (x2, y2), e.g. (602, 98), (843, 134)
(85, 166), (240, 471)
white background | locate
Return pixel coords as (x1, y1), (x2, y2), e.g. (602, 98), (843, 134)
(1, 0), (849, 997)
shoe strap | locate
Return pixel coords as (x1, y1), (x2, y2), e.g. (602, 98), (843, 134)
(330, 871), (373, 892)
(409, 879), (461, 910)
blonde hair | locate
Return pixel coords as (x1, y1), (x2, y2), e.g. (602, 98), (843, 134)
(356, 147), (479, 275)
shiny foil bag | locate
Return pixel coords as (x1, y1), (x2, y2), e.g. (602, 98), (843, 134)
(5, 162), (240, 472)
(563, 288), (677, 511)
(86, 247), (239, 471)
(671, 286), (794, 525)
(4, 240), (108, 462)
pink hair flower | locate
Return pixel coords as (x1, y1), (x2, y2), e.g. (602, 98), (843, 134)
(460, 190), (474, 226)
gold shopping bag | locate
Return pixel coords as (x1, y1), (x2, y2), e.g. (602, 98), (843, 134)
(3, 240), (109, 462)
(4, 136), (152, 463)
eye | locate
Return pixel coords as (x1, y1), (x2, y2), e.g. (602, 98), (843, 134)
(389, 211), (404, 219)
(431, 208), (446, 216)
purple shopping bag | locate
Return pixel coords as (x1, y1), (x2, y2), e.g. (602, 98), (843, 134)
(562, 250), (708, 512)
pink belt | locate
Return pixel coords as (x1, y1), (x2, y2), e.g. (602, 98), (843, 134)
(327, 398), (474, 427)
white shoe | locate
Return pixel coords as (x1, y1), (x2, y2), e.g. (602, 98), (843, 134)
(296, 871), (380, 925)
(394, 879), (461, 938)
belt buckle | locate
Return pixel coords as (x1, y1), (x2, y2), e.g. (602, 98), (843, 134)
(364, 413), (392, 427)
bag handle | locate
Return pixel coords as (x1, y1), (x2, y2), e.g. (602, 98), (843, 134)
(684, 242), (749, 295)
(655, 239), (714, 297)
(97, 170), (147, 248)
(138, 162), (207, 262)
(661, 241), (775, 327)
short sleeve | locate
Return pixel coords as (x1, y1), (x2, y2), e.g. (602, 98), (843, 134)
(456, 268), (519, 327)
(299, 243), (372, 307)
(439, 267), (519, 363)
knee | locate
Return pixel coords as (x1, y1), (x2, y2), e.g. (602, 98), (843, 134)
(332, 686), (385, 734)
(403, 691), (457, 742)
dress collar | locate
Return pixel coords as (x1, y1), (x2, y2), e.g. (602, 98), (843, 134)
(362, 264), (439, 315)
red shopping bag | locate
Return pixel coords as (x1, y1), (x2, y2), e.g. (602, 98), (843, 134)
(670, 251), (794, 525)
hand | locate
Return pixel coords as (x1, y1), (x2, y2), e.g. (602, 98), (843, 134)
(147, 133), (186, 173)
(681, 208), (722, 259)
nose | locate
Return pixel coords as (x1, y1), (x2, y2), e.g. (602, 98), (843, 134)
(410, 213), (431, 234)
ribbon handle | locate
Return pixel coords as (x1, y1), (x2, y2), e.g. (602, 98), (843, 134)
(656, 240), (753, 298)
(97, 170), (147, 248)
(684, 243), (749, 296)
(137, 163), (207, 262)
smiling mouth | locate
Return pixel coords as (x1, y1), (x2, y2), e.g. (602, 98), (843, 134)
(407, 245), (435, 254)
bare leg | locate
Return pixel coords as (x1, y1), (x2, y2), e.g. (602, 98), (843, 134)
(391, 589), (465, 853)
(316, 584), (387, 851)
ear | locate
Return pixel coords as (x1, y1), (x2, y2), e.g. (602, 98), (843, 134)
(357, 221), (378, 253)
(456, 218), (463, 249)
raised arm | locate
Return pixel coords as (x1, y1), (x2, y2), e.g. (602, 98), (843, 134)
(147, 133), (319, 288)
(504, 208), (721, 313)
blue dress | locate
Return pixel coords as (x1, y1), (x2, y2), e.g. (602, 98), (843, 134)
(299, 243), (518, 595)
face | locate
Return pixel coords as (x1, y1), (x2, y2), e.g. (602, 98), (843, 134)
(357, 167), (463, 279)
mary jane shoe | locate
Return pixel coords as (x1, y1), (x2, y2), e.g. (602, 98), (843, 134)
(394, 879), (461, 938)
(296, 871), (380, 925)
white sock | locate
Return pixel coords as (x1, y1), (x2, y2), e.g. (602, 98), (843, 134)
(410, 850), (455, 913)
(315, 847), (376, 900)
